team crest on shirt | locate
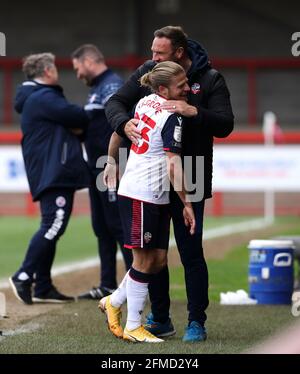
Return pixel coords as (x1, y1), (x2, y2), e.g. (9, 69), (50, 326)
(56, 196), (66, 207)
(144, 232), (152, 243)
(191, 83), (201, 94)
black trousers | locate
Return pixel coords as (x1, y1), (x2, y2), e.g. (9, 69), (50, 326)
(89, 181), (132, 289)
(14, 188), (74, 296)
(149, 189), (209, 326)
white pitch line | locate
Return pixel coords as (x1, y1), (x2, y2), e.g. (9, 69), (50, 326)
(0, 218), (272, 290)
(0, 322), (41, 341)
(202, 217), (273, 240)
(0, 257), (100, 290)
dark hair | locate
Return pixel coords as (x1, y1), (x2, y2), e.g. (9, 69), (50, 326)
(22, 53), (55, 79)
(140, 61), (185, 92)
(71, 44), (104, 63)
(154, 26), (188, 54)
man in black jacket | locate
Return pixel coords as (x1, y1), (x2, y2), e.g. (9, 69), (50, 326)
(9, 53), (90, 305)
(105, 26), (234, 342)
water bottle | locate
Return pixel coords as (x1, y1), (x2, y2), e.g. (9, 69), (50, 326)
(108, 187), (117, 202)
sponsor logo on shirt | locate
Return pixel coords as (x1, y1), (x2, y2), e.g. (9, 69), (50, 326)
(173, 117), (183, 143)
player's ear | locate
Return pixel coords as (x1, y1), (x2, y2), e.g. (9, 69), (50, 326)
(158, 85), (168, 98)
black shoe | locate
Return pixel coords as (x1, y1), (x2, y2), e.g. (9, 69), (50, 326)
(78, 286), (114, 300)
(9, 277), (33, 305)
(32, 287), (75, 303)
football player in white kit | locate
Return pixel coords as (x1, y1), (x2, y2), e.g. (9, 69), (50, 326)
(99, 61), (195, 343)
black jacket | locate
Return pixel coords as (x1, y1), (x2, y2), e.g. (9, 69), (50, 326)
(15, 81), (91, 201)
(84, 69), (123, 174)
(105, 39), (234, 199)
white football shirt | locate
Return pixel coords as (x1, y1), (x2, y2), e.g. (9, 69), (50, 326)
(118, 93), (182, 204)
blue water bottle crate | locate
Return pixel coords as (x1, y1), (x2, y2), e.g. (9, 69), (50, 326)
(248, 240), (294, 304)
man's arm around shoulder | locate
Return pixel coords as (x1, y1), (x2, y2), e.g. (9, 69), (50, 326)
(105, 61), (155, 136)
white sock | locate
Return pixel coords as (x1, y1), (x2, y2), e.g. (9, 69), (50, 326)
(125, 274), (149, 331)
(110, 271), (129, 308)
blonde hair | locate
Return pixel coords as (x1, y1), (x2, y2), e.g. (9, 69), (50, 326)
(140, 61), (185, 92)
(22, 53), (55, 79)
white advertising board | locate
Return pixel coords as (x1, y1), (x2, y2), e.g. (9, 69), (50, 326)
(0, 146), (29, 192)
(213, 145), (300, 191)
(1, 145), (300, 193)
